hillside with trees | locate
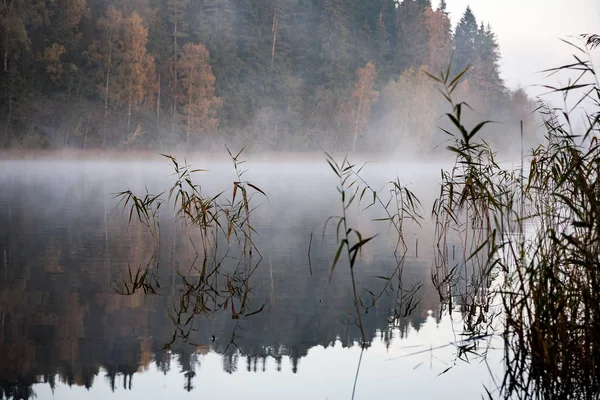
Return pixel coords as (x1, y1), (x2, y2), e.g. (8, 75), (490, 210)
(0, 0), (534, 151)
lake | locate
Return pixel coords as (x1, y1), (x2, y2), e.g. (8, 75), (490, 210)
(0, 153), (503, 399)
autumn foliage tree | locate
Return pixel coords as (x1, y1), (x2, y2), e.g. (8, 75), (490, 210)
(116, 12), (156, 134)
(423, 3), (452, 74)
(177, 43), (222, 144)
(88, 8), (156, 144)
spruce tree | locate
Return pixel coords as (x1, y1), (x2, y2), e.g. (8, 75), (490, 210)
(473, 23), (505, 103)
(454, 6), (478, 73)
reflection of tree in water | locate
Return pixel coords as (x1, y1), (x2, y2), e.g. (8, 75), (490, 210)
(155, 350), (172, 376)
(179, 347), (198, 391)
(222, 352), (239, 375)
(245, 354), (267, 373)
(0, 164), (442, 396)
(0, 382), (36, 400)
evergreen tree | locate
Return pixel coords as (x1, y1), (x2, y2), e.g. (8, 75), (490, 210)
(472, 23), (505, 103)
(396, 0), (429, 72)
(454, 6), (478, 73)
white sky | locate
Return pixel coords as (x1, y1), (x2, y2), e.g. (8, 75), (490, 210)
(443, 0), (600, 97)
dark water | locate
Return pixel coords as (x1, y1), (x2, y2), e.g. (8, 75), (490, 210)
(0, 156), (502, 399)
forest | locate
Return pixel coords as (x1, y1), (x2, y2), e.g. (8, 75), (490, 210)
(0, 0), (534, 151)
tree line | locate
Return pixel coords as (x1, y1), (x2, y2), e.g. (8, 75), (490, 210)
(0, 0), (533, 151)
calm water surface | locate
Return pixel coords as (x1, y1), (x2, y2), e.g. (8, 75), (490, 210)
(0, 155), (502, 399)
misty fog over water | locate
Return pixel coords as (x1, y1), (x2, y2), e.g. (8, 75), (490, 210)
(0, 155), (503, 399)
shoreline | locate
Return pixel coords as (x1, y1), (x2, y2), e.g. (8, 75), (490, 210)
(0, 147), (461, 165)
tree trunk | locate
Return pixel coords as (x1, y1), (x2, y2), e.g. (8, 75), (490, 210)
(64, 80), (72, 146)
(157, 72), (161, 125)
(352, 80), (365, 152)
(127, 98), (132, 134)
(271, 9), (278, 67)
(171, 9), (178, 135)
(83, 117), (90, 150)
(104, 27), (114, 147)
(186, 66), (192, 144)
(5, 80), (12, 139)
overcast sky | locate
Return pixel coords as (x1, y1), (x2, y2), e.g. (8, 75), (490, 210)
(443, 0), (600, 98)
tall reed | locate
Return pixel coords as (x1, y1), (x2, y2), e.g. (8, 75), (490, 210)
(116, 149), (267, 347)
(430, 41), (600, 399)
